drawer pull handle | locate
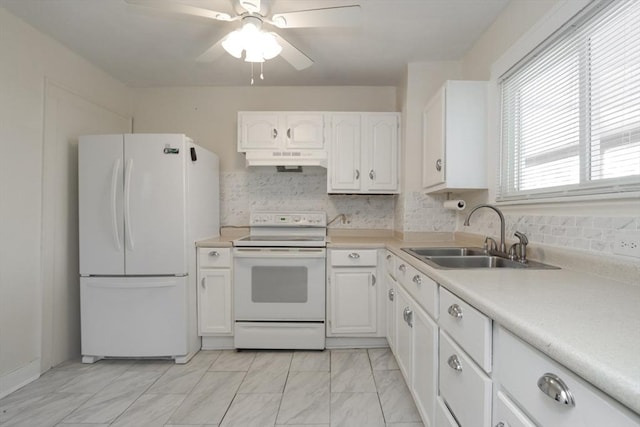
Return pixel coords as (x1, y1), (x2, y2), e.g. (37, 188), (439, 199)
(412, 274), (422, 285)
(537, 373), (575, 407)
(447, 354), (462, 372)
(348, 252), (360, 259)
(208, 250), (220, 257)
(495, 423), (505, 427)
(388, 289), (395, 301)
(371, 274), (376, 286)
(403, 307), (413, 327)
(399, 264), (407, 272)
(386, 254), (392, 260)
(447, 304), (463, 319)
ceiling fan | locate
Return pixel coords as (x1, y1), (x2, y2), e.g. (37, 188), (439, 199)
(125, 0), (361, 72)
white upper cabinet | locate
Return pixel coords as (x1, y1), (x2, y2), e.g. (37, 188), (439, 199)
(422, 80), (488, 193)
(238, 112), (325, 151)
(328, 112), (400, 194)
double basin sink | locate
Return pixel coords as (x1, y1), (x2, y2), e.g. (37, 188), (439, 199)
(402, 247), (559, 270)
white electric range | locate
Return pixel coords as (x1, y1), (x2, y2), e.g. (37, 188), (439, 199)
(232, 211), (327, 349)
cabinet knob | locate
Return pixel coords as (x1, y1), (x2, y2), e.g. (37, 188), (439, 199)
(403, 307), (413, 327)
(272, 128), (278, 139)
(399, 264), (407, 272)
(201, 278), (206, 288)
(369, 169), (375, 180)
(447, 354), (462, 372)
(495, 423), (505, 427)
(348, 252), (360, 259)
(371, 274), (376, 286)
(386, 254), (392, 260)
(209, 250), (220, 257)
(287, 128), (292, 139)
(388, 288), (395, 301)
(412, 274), (422, 285)
(537, 373), (576, 407)
(355, 169), (360, 180)
(435, 158), (442, 172)
(447, 303), (463, 319)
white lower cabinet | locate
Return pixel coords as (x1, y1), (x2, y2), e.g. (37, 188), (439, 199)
(395, 280), (438, 427)
(439, 330), (492, 427)
(385, 263), (397, 352)
(494, 389), (536, 427)
(327, 249), (379, 336)
(436, 396), (459, 427)
(411, 302), (438, 427)
(494, 326), (640, 427)
(197, 248), (232, 335)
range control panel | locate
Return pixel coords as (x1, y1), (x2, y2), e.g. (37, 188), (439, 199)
(250, 211), (327, 227)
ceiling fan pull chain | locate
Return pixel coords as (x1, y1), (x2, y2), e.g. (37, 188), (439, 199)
(250, 62), (255, 85)
(260, 62), (264, 80)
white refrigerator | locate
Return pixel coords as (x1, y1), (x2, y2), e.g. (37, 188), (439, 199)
(78, 134), (219, 364)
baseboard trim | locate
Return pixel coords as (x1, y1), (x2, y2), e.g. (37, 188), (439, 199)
(0, 358), (41, 399)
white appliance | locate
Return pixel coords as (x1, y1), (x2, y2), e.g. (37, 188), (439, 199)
(233, 211), (327, 349)
(78, 134), (219, 364)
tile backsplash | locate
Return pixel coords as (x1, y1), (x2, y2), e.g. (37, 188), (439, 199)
(221, 169), (395, 229)
(459, 210), (639, 255)
(221, 171), (638, 258)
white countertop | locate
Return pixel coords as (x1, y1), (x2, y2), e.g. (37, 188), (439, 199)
(198, 234), (640, 415)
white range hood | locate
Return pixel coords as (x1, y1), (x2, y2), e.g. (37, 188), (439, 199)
(243, 150), (328, 168)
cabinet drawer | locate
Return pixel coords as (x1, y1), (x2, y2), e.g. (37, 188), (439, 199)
(401, 264), (437, 319)
(494, 326), (640, 427)
(436, 396), (459, 427)
(198, 247), (231, 268)
(439, 287), (491, 372)
(331, 249), (377, 266)
(439, 330), (492, 427)
(494, 389), (536, 427)
(385, 251), (396, 279)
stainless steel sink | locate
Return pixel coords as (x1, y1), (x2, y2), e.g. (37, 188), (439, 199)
(427, 256), (528, 269)
(401, 247), (559, 270)
(403, 247), (486, 257)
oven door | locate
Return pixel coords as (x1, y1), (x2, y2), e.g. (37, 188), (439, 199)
(233, 247), (326, 321)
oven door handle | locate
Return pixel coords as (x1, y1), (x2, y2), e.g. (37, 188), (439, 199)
(233, 248), (326, 258)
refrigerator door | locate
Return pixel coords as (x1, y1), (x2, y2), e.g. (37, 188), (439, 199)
(79, 135), (125, 276)
(80, 276), (188, 358)
(124, 134), (188, 275)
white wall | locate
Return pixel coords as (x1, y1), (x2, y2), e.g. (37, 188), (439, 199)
(0, 8), (132, 397)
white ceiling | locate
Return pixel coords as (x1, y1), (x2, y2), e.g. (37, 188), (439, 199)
(1, 0), (510, 87)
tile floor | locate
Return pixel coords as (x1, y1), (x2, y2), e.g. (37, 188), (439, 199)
(0, 348), (424, 427)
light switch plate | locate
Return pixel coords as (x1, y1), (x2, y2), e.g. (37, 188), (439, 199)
(613, 231), (640, 258)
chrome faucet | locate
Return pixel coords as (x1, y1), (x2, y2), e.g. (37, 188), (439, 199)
(509, 231), (529, 263)
(464, 204), (507, 254)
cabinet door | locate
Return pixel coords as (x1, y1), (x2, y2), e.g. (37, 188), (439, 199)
(412, 305), (438, 427)
(328, 113), (361, 192)
(329, 268), (377, 334)
(238, 112), (281, 150)
(198, 269), (232, 335)
(386, 274), (397, 353)
(284, 113), (325, 149)
(364, 113), (399, 192)
(395, 286), (413, 382)
(422, 86), (446, 189)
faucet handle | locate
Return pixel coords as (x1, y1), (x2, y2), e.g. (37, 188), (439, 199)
(483, 236), (498, 253)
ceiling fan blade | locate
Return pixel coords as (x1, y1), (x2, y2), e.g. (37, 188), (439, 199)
(196, 36), (227, 63)
(272, 33), (313, 70)
(271, 5), (361, 29)
(125, 0), (237, 22)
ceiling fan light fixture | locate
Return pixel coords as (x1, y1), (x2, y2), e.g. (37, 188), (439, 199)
(221, 30), (244, 58)
(261, 33), (282, 60)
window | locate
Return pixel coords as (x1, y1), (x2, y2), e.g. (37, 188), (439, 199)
(499, 0), (640, 201)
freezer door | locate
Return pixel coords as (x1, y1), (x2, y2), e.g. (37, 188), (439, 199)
(124, 134), (188, 275)
(79, 135), (125, 275)
(80, 276), (188, 358)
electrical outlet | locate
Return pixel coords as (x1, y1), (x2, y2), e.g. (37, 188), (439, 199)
(613, 231), (640, 258)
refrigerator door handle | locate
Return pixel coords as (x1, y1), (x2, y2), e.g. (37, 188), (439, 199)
(124, 158), (135, 250)
(110, 159), (122, 251)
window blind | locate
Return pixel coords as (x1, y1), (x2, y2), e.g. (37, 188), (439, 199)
(498, 0), (640, 201)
